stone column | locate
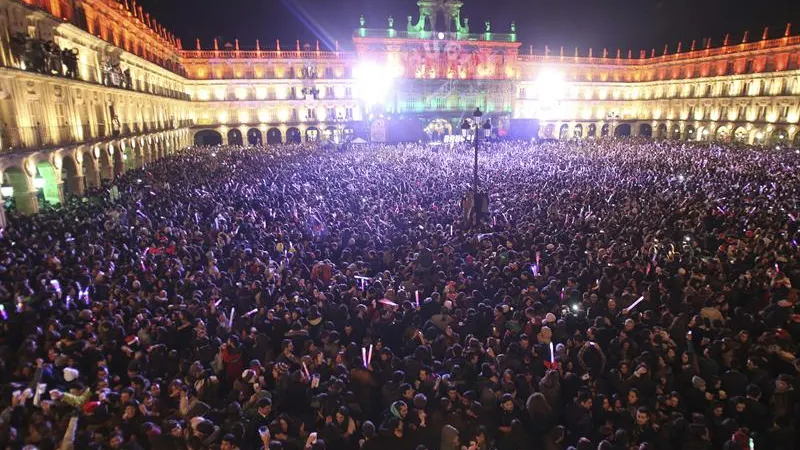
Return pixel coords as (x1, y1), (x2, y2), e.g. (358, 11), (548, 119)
(67, 175), (86, 197)
(0, 201), (7, 229)
(13, 191), (39, 215)
(85, 168), (101, 189)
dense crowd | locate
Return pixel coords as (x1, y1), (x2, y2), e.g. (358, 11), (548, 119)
(0, 139), (798, 450)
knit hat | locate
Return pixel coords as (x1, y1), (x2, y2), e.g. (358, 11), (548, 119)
(63, 367), (79, 382)
(544, 313), (556, 324)
(691, 376), (706, 390)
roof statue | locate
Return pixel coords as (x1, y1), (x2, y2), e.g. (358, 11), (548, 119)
(408, 0), (468, 34)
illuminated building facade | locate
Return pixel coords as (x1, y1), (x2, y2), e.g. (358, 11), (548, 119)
(0, 0), (798, 219)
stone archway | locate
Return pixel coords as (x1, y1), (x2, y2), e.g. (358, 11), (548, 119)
(194, 130), (223, 146)
(601, 124), (609, 137)
(99, 146), (114, 180)
(615, 123), (632, 137)
(657, 124), (667, 139)
(36, 160), (62, 206)
(638, 124), (653, 138)
(2, 166), (37, 214)
(227, 129), (244, 146)
(61, 155), (84, 198)
(81, 148), (101, 189)
(573, 124), (583, 139)
(543, 123), (555, 138)
(671, 125), (681, 140)
(112, 144), (125, 176)
(733, 127), (748, 143)
(684, 125), (696, 141)
(771, 128), (788, 145)
(306, 127), (320, 142)
(587, 124), (596, 138)
(266, 128), (282, 144)
(247, 128), (263, 146)
(558, 124), (569, 140)
(715, 127), (730, 142)
(286, 127), (301, 144)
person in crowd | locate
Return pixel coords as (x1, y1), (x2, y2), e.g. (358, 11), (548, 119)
(0, 138), (798, 450)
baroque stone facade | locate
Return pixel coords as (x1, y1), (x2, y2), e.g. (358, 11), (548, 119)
(0, 0), (798, 218)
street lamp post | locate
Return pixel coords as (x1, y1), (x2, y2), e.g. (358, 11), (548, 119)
(461, 107), (492, 226)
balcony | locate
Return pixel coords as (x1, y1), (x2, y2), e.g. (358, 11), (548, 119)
(1, 120), (194, 152)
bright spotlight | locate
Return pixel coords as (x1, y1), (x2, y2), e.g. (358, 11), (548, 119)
(353, 62), (400, 106)
(536, 69), (567, 101)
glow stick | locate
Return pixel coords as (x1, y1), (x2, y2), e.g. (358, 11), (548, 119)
(628, 296), (645, 311)
(450, 225), (453, 236)
(361, 347), (367, 367)
(213, 299), (222, 308)
(228, 308), (235, 328)
(536, 251), (541, 265)
(415, 290), (420, 308)
(243, 308), (258, 317)
(302, 362), (310, 379)
(367, 344), (373, 366)
(775, 263), (780, 273)
(549, 342), (555, 364)
(532, 264), (539, 276)
(789, 213), (797, 222)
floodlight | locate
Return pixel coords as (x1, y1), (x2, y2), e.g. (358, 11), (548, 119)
(353, 62), (400, 106)
(536, 69), (567, 101)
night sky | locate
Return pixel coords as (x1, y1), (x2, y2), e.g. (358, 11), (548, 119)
(137, 0), (800, 54)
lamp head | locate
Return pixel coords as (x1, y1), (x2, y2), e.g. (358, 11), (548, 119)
(473, 107), (483, 119)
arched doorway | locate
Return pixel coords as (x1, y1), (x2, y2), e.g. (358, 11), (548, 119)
(99, 147), (114, 180)
(587, 124), (596, 138)
(113, 145), (125, 176)
(2, 167), (34, 214)
(753, 129), (766, 145)
(684, 125), (696, 141)
(771, 128), (788, 145)
(61, 156), (83, 198)
(194, 130), (223, 146)
(325, 126), (338, 142)
(558, 124), (569, 140)
(266, 128), (282, 144)
(715, 127), (730, 142)
(601, 124), (609, 137)
(543, 124), (555, 139)
(286, 127), (301, 143)
(306, 127), (320, 142)
(573, 124), (583, 139)
(615, 123), (631, 137)
(247, 128), (263, 146)
(733, 127), (747, 143)
(638, 124), (653, 138)
(227, 129), (244, 146)
(657, 124), (667, 139)
(671, 125), (681, 140)
(36, 160), (61, 206)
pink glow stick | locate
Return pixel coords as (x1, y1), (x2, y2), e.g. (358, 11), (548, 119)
(549, 342), (555, 363)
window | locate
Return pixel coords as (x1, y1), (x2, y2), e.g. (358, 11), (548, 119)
(744, 59), (753, 74)
(519, 87), (526, 98)
(324, 67), (334, 78)
(781, 106), (790, 119)
(326, 108), (336, 120)
(326, 86), (335, 98)
(345, 108), (353, 119)
(345, 87), (352, 98)
(306, 108), (317, 121)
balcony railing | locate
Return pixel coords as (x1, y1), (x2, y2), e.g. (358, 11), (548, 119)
(353, 29), (519, 43)
(1, 120), (194, 152)
(181, 50), (353, 60)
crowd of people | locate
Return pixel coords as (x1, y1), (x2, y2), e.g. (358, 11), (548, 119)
(0, 138), (798, 450)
